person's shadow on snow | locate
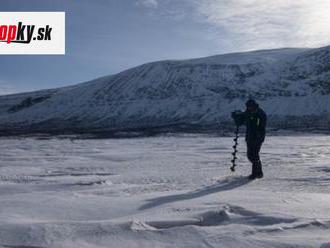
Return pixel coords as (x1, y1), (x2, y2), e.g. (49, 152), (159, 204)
(139, 176), (251, 210)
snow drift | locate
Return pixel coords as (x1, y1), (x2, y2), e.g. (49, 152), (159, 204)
(1, 135), (330, 247)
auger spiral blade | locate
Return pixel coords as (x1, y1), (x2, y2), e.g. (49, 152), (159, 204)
(230, 125), (240, 172)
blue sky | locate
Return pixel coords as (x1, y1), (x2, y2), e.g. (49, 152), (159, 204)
(0, 0), (330, 95)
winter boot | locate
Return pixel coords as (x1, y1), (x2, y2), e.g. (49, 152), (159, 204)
(255, 162), (263, 179)
(248, 164), (257, 180)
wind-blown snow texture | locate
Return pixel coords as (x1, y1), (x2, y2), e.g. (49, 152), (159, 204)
(0, 46), (330, 134)
(1, 135), (330, 247)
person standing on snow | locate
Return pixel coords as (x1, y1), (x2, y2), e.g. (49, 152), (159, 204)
(231, 99), (267, 180)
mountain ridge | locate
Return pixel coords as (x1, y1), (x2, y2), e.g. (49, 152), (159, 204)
(0, 45), (329, 136)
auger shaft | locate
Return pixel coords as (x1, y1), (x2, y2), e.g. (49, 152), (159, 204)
(230, 125), (239, 172)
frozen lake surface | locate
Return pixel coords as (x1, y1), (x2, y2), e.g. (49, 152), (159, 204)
(1, 134), (330, 248)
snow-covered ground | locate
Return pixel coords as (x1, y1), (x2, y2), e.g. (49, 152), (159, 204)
(0, 134), (330, 248)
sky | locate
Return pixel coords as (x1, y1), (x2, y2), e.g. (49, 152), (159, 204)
(0, 0), (330, 95)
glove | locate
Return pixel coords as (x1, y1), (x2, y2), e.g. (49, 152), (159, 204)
(231, 110), (244, 126)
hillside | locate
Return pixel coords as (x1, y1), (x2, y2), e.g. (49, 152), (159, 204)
(0, 46), (330, 135)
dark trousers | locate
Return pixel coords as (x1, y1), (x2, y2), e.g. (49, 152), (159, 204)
(247, 142), (263, 175)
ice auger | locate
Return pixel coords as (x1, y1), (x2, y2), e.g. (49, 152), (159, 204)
(230, 125), (240, 172)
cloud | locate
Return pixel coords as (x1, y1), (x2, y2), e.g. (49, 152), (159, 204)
(137, 0), (158, 8)
(0, 80), (17, 96)
(137, 0), (189, 21)
(138, 0), (330, 51)
(191, 0), (330, 50)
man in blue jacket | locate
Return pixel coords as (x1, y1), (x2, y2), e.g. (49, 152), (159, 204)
(232, 99), (267, 180)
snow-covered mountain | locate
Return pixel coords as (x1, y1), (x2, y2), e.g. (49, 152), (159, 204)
(1, 45), (330, 135)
